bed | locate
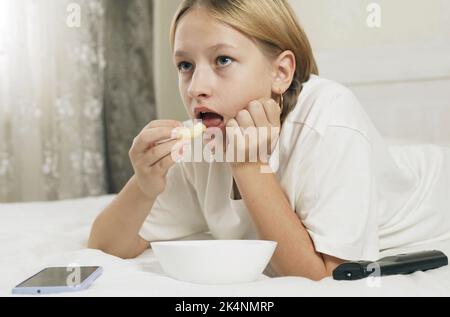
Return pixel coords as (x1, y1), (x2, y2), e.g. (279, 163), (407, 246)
(1, 194), (449, 297)
(2, 45), (450, 299)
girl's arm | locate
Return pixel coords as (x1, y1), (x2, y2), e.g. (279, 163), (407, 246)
(88, 176), (153, 259)
(232, 164), (342, 280)
(228, 99), (344, 280)
(88, 120), (182, 259)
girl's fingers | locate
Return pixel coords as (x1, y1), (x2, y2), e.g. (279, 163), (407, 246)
(226, 118), (243, 138)
(225, 118), (242, 161)
(262, 99), (282, 127)
(132, 127), (179, 154)
(247, 100), (270, 127)
(235, 109), (255, 129)
(138, 139), (180, 167)
(153, 153), (177, 176)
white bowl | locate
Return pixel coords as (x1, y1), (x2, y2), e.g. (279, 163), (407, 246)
(151, 240), (277, 285)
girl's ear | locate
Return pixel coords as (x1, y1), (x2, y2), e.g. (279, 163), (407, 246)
(271, 50), (296, 95)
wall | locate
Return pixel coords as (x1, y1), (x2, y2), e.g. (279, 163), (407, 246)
(153, 0), (186, 121)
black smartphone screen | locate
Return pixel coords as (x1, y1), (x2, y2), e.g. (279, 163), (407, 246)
(16, 266), (100, 287)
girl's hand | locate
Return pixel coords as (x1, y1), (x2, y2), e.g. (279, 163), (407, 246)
(129, 120), (183, 199)
(226, 98), (281, 168)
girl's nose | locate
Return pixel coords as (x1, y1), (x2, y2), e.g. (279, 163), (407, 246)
(187, 67), (212, 99)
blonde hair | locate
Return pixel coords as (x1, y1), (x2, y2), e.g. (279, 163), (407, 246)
(170, 0), (319, 123)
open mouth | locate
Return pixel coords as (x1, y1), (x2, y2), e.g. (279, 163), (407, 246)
(197, 111), (225, 129)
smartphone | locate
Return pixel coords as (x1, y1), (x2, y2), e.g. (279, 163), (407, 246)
(12, 266), (103, 295)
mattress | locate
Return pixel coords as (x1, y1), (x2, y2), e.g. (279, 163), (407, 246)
(1, 195), (449, 297)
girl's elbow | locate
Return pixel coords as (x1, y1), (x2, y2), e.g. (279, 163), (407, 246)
(274, 260), (332, 282)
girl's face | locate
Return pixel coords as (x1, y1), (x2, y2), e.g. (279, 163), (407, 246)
(173, 8), (279, 130)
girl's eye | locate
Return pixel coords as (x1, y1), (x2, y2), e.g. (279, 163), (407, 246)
(177, 62), (193, 73)
(216, 56), (233, 67)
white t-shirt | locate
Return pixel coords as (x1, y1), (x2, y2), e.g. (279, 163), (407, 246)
(139, 75), (450, 261)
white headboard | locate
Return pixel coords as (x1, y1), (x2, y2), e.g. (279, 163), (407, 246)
(315, 41), (450, 145)
(291, 0), (450, 145)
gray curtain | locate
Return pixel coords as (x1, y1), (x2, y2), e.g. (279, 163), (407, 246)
(0, 0), (156, 202)
(103, 0), (157, 193)
(0, 0), (107, 202)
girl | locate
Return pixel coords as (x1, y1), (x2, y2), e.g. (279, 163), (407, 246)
(88, 0), (450, 281)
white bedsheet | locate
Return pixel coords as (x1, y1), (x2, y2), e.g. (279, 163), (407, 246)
(1, 195), (449, 297)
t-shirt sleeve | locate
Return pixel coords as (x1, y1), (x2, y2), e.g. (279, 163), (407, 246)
(296, 126), (380, 261)
(139, 163), (208, 242)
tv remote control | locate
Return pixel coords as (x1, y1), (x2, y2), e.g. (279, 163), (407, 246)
(333, 250), (448, 281)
